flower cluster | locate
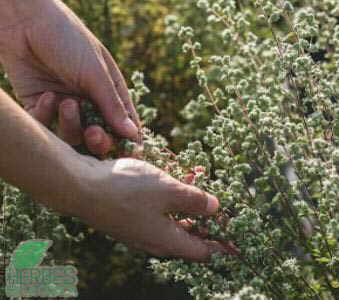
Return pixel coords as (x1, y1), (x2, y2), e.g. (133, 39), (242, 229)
(147, 1), (339, 299)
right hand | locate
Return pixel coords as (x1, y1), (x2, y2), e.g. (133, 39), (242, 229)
(76, 157), (228, 261)
(0, 0), (140, 156)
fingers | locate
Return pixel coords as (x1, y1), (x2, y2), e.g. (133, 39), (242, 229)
(177, 218), (209, 239)
(26, 92), (58, 127)
(58, 99), (115, 152)
(58, 99), (83, 146)
(101, 47), (142, 140)
(31, 93), (114, 155)
(176, 218), (240, 256)
(84, 125), (114, 156)
(85, 57), (139, 142)
(152, 218), (227, 262)
(168, 183), (219, 216)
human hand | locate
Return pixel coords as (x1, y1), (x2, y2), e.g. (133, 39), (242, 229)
(0, 0), (140, 155)
(76, 157), (229, 261)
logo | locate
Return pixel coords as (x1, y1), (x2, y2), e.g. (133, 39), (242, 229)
(5, 239), (78, 298)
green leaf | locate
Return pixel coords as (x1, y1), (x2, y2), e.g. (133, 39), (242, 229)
(9, 239), (52, 269)
(334, 118), (339, 137)
(315, 257), (330, 264)
(327, 238), (336, 247)
(311, 283), (322, 293)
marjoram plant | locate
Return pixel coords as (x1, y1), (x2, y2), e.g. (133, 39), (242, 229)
(2, 0), (339, 299)
(146, 1), (339, 299)
(83, 1), (339, 298)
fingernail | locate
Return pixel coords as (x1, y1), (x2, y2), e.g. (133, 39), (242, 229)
(123, 118), (138, 139)
(206, 196), (219, 214)
(90, 132), (102, 145)
(63, 104), (76, 120)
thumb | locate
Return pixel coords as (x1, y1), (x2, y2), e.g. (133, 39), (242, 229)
(168, 183), (219, 216)
(86, 65), (139, 141)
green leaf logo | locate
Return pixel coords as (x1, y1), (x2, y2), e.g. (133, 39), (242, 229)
(9, 239), (52, 269)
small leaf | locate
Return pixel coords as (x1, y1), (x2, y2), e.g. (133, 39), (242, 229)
(10, 239), (52, 269)
(315, 257), (330, 264)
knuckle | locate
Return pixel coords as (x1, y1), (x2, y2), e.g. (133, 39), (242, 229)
(112, 158), (152, 178)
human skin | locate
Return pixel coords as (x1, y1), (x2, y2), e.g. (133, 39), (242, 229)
(0, 0), (140, 155)
(0, 88), (226, 261)
(0, 1), (229, 261)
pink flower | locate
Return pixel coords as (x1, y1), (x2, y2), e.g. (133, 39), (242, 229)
(194, 166), (205, 174)
(183, 173), (196, 184)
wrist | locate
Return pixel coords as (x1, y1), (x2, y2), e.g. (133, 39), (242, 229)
(62, 153), (108, 219)
(49, 149), (100, 218)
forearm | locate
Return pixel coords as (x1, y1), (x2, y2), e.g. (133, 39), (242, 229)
(0, 88), (90, 216)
